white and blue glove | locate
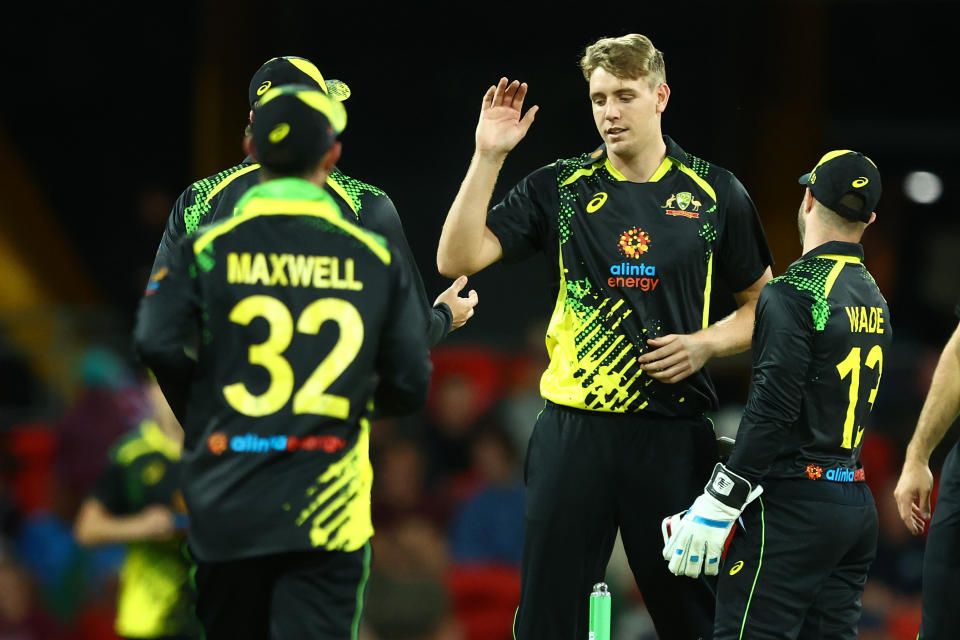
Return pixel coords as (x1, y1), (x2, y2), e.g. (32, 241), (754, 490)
(661, 463), (763, 578)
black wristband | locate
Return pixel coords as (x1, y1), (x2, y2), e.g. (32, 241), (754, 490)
(704, 463), (755, 510)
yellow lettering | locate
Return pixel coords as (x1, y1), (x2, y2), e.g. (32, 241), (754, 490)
(343, 258), (363, 291)
(845, 306), (858, 332)
(250, 253), (270, 285)
(858, 307), (868, 333)
(227, 252), (251, 284)
(870, 307), (884, 334)
(314, 256), (331, 287)
(269, 254), (289, 286)
(289, 255), (313, 287)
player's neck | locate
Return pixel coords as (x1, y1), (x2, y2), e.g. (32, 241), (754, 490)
(802, 223), (862, 255)
(606, 136), (667, 183)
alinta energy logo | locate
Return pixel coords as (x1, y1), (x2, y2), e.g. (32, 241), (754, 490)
(207, 432), (347, 455)
(663, 191), (701, 219)
(805, 464), (865, 482)
(610, 227), (660, 292)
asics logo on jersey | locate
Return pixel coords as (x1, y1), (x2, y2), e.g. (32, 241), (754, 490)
(729, 560), (744, 575)
(257, 80), (272, 96)
(852, 177), (869, 188)
(586, 192), (608, 213)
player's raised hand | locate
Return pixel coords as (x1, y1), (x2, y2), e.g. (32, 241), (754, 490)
(475, 77), (539, 159)
(893, 460), (933, 535)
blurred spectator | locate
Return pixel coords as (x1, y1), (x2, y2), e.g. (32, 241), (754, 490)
(56, 346), (144, 504)
(448, 423), (524, 567)
(0, 553), (68, 640)
(372, 438), (451, 533)
(364, 516), (464, 640)
(421, 346), (503, 491)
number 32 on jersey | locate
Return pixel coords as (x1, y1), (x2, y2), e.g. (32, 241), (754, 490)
(223, 294), (363, 418)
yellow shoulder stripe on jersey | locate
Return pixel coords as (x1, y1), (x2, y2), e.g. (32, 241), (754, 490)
(205, 164), (262, 204)
(193, 198), (390, 265)
(820, 254), (862, 297)
(325, 176), (359, 217)
(116, 420), (181, 465)
(675, 164), (717, 203)
(560, 157), (630, 187)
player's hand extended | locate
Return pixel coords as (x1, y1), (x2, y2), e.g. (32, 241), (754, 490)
(475, 77), (539, 159)
(638, 334), (711, 383)
(662, 463), (762, 578)
(893, 459), (933, 535)
(434, 275), (479, 332)
(137, 504), (179, 541)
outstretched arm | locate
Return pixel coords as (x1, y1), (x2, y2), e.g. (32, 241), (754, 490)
(894, 320), (960, 534)
(437, 78), (538, 277)
(639, 267), (772, 383)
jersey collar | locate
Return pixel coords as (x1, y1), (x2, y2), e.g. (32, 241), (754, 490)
(580, 135), (690, 181)
(234, 177), (341, 218)
(801, 241), (864, 261)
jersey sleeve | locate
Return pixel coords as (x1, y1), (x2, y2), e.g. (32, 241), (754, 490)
(133, 236), (201, 422)
(373, 249), (433, 417)
(358, 192), (451, 347)
(726, 283), (814, 483)
(89, 456), (128, 514)
(485, 165), (558, 264)
(716, 172), (774, 292)
(150, 185), (193, 277)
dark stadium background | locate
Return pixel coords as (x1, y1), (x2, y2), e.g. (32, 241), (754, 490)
(0, 1), (957, 638)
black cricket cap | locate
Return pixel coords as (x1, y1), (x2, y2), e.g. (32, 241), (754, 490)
(798, 150), (882, 223)
(251, 84), (347, 174)
(248, 56), (351, 107)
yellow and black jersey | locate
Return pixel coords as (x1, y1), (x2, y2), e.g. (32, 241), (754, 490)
(134, 177), (431, 562)
(486, 136), (772, 416)
(91, 420), (198, 639)
(727, 241), (892, 484)
(150, 160), (452, 346)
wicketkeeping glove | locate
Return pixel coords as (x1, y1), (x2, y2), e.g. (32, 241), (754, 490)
(661, 463), (763, 578)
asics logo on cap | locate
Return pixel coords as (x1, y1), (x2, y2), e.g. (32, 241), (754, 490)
(258, 81), (272, 96)
(852, 177), (869, 188)
(269, 123), (290, 143)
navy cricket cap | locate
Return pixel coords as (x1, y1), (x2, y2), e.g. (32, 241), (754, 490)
(248, 56), (351, 107)
(798, 150), (882, 223)
(251, 84), (347, 174)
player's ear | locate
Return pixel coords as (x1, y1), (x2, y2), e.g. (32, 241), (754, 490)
(656, 83), (670, 114)
(249, 109), (255, 123)
(243, 135), (257, 161)
(803, 187), (816, 213)
(864, 211), (877, 228)
(321, 141), (342, 172)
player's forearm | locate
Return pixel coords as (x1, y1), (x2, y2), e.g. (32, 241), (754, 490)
(905, 326), (960, 464)
(696, 296), (759, 360)
(437, 151), (505, 277)
(74, 503), (163, 545)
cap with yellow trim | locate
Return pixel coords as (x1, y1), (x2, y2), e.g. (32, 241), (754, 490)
(251, 84), (347, 174)
(248, 56), (351, 107)
(798, 150), (881, 223)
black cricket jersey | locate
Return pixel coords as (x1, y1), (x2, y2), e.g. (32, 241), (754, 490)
(152, 160), (452, 347)
(727, 241), (892, 484)
(91, 420), (198, 639)
(486, 136), (772, 416)
(134, 178), (431, 561)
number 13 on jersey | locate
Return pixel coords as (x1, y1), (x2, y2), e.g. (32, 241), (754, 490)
(836, 344), (883, 449)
